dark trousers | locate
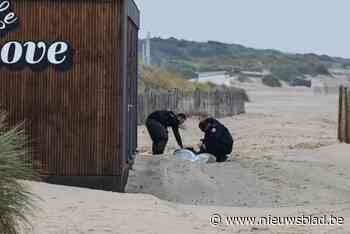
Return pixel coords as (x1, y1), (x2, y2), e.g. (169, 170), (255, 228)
(146, 118), (169, 155)
(200, 144), (229, 163)
(216, 154), (228, 162)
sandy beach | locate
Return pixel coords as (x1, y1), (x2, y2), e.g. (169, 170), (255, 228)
(26, 84), (350, 234)
(128, 84), (342, 207)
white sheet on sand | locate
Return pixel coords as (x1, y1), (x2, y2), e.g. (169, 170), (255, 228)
(173, 149), (216, 162)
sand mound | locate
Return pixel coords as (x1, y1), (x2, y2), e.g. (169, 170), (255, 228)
(127, 143), (350, 208)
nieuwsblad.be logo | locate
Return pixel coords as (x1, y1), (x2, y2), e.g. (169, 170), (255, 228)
(0, 0), (73, 71)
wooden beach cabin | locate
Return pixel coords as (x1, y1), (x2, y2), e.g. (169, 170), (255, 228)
(0, 0), (139, 192)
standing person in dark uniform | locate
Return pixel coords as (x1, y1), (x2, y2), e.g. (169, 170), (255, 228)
(146, 110), (187, 155)
(198, 118), (233, 162)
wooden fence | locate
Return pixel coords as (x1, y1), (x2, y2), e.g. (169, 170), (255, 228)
(138, 89), (247, 124)
(338, 86), (350, 143)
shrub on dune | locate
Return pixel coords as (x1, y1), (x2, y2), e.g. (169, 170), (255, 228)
(262, 75), (282, 88)
(0, 112), (35, 234)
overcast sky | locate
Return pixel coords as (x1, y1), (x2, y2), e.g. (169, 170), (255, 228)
(134, 0), (350, 58)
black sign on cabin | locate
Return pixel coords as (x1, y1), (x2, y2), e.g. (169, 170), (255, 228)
(0, 0), (140, 192)
(0, 0), (74, 71)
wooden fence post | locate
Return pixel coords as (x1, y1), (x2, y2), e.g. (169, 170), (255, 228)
(342, 87), (349, 143)
(345, 88), (350, 144)
(338, 86), (343, 142)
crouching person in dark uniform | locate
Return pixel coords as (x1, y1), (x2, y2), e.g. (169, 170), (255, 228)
(198, 118), (233, 162)
(146, 110), (187, 155)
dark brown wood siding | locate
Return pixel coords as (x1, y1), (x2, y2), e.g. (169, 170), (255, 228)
(0, 0), (124, 176)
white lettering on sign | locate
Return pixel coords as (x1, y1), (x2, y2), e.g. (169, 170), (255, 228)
(4, 12), (17, 24)
(0, 1), (10, 11)
(24, 41), (46, 64)
(47, 42), (69, 65)
(1, 41), (22, 64)
(0, 0), (18, 36)
(0, 41), (73, 71)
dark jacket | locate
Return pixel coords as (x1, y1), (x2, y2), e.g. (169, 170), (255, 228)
(147, 110), (183, 148)
(200, 118), (233, 155)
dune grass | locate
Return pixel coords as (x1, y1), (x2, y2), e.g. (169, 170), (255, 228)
(262, 75), (282, 88)
(0, 113), (35, 234)
(139, 65), (217, 93)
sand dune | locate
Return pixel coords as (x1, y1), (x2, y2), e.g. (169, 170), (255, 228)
(25, 85), (350, 233)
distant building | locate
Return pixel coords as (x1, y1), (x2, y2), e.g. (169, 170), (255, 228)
(240, 69), (270, 77)
(197, 71), (227, 78)
(190, 71), (233, 86)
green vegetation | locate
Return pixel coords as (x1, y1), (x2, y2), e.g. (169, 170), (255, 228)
(0, 113), (35, 234)
(262, 75), (282, 88)
(139, 65), (220, 93)
(139, 37), (348, 81)
(138, 65), (249, 101)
